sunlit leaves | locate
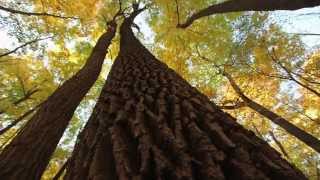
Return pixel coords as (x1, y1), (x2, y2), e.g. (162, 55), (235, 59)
(1, 0), (319, 179)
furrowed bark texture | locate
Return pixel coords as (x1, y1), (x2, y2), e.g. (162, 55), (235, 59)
(178, 0), (320, 28)
(0, 24), (116, 180)
(65, 14), (306, 180)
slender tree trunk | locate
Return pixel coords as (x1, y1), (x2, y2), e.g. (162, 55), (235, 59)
(0, 23), (117, 180)
(65, 10), (306, 180)
(223, 71), (320, 153)
(178, 0), (320, 28)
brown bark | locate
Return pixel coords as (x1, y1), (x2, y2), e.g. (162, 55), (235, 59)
(178, 0), (320, 28)
(0, 23), (117, 180)
(223, 71), (320, 153)
(219, 100), (246, 110)
(65, 9), (306, 180)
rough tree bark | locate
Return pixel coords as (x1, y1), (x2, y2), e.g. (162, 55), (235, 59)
(223, 71), (320, 153)
(65, 8), (306, 180)
(178, 0), (320, 28)
(0, 23), (117, 180)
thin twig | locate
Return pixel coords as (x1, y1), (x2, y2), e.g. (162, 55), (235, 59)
(175, 0), (180, 25)
(0, 103), (40, 136)
(52, 159), (69, 180)
(0, 36), (53, 58)
(269, 130), (290, 159)
(289, 33), (320, 36)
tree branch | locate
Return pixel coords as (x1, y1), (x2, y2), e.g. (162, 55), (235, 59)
(195, 51), (320, 153)
(13, 89), (39, 106)
(0, 87), (39, 115)
(0, 36), (52, 58)
(219, 100), (247, 109)
(0, 5), (78, 19)
(252, 122), (264, 139)
(0, 103), (41, 136)
(289, 33), (320, 36)
(223, 70), (320, 153)
(269, 130), (290, 159)
(268, 49), (320, 97)
(175, 0), (181, 25)
(177, 0), (320, 28)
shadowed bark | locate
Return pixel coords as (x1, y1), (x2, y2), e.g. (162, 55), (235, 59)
(0, 23), (117, 180)
(178, 0), (320, 28)
(65, 8), (306, 180)
(223, 71), (320, 153)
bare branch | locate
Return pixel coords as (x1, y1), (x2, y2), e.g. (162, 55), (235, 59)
(0, 103), (40, 136)
(252, 122), (264, 139)
(283, 103), (320, 125)
(0, 5), (78, 19)
(219, 100), (247, 109)
(0, 86), (39, 115)
(13, 89), (39, 106)
(175, 0), (181, 25)
(269, 130), (290, 159)
(268, 49), (320, 97)
(298, 12), (320, 16)
(0, 36), (52, 58)
(289, 33), (320, 36)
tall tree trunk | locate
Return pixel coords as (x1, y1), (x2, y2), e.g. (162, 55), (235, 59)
(223, 71), (320, 153)
(178, 0), (320, 28)
(65, 9), (306, 180)
(0, 23), (117, 180)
